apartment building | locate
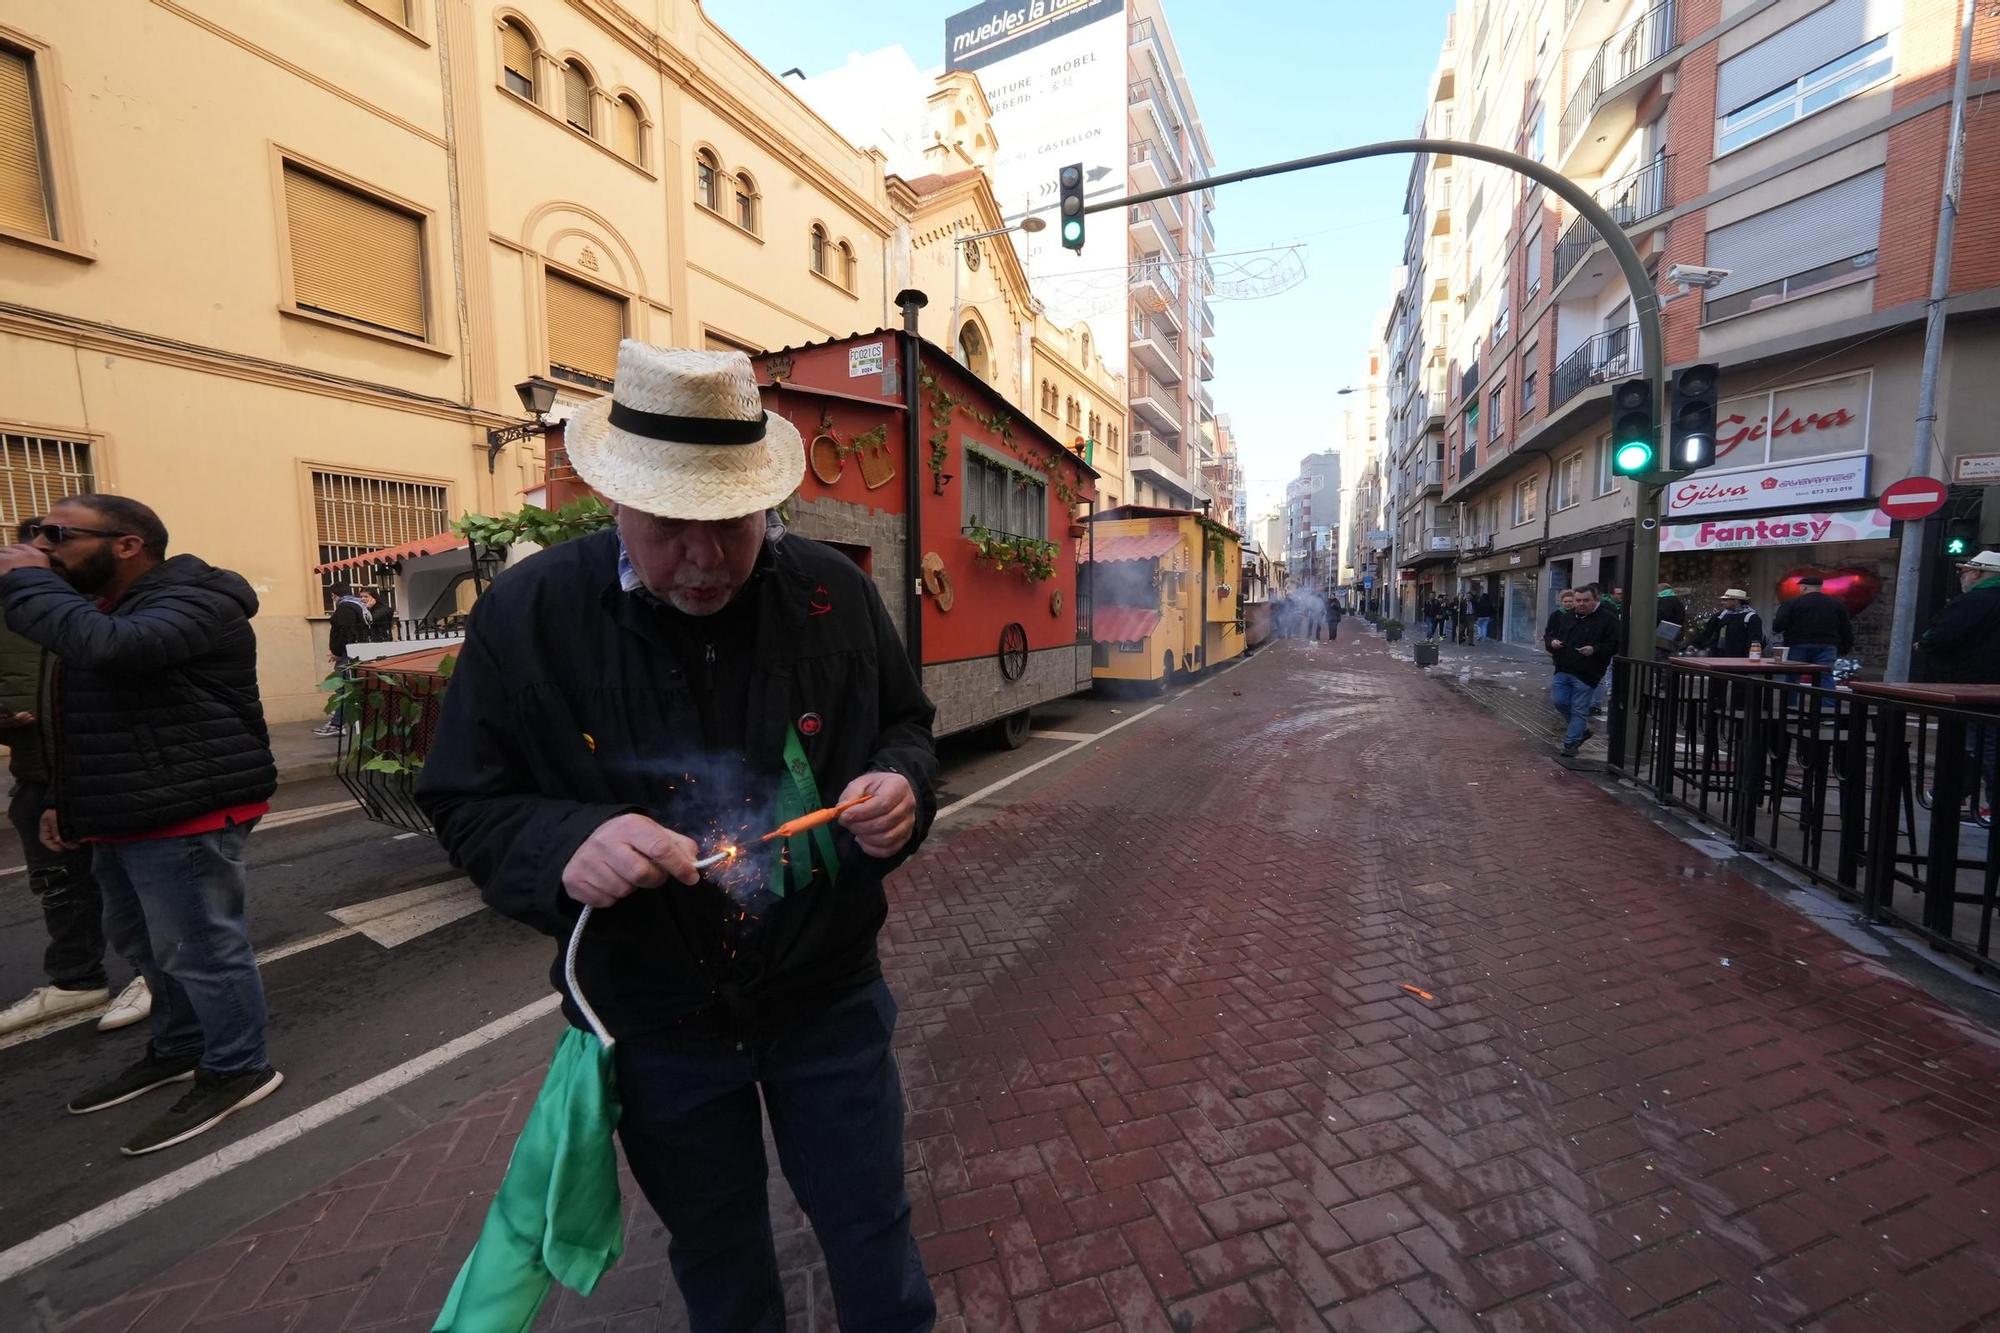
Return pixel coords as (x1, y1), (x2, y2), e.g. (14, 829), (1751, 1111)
(1426, 0), (1999, 660)
(0, 0), (908, 720)
(1285, 449), (1342, 588)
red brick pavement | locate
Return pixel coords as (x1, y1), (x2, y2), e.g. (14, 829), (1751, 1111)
(61, 634), (2000, 1332)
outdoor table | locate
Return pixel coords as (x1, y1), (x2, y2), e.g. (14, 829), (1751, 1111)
(1845, 681), (2000, 710)
(1669, 656), (1832, 676)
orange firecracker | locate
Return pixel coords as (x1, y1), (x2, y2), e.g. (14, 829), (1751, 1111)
(760, 796), (871, 842)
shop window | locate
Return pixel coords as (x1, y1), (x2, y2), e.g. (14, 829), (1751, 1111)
(962, 451), (1047, 540)
(545, 268), (624, 390)
(282, 162), (428, 340)
(0, 431), (94, 533)
(310, 470), (449, 611)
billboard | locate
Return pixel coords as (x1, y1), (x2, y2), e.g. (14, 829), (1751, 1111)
(946, 0), (1129, 374)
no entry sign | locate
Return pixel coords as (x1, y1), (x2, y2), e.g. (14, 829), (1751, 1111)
(1878, 476), (1949, 522)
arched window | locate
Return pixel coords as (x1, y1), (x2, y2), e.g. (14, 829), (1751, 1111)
(810, 224), (829, 276)
(1108, 426), (1119, 452)
(734, 172), (758, 233)
(694, 149), (721, 212)
(562, 60), (594, 136)
(1066, 397), (1081, 429)
(499, 19), (536, 101)
(612, 95), (644, 165)
(958, 320), (988, 379)
(837, 240), (856, 292)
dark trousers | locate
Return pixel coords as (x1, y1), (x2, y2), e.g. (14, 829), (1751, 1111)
(614, 979), (935, 1333)
(9, 782), (107, 991)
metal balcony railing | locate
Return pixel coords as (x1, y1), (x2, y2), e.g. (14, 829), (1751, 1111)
(1552, 154), (1674, 288)
(1131, 254), (1182, 302)
(1550, 322), (1643, 410)
(1559, 0), (1678, 155)
(1460, 362), (1480, 400)
(1128, 78), (1181, 134)
(1129, 137), (1183, 184)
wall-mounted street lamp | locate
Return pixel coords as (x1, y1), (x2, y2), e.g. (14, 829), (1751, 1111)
(485, 377), (562, 473)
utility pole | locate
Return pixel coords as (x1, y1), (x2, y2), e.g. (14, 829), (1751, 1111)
(1885, 0), (1978, 682)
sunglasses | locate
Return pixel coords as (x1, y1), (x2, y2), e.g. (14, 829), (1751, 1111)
(25, 522), (128, 544)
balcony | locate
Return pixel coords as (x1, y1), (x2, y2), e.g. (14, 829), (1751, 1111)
(1400, 526), (1461, 566)
(1558, 1), (1679, 177)
(1129, 428), (1193, 496)
(1196, 300), (1215, 339)
(1130, 254), (1182, 309)
(1129, 370), (1182, 435)
(1195, 381), (1213, 415)
(1129, 137), (1181, 192)
(1551, 154), (1673, 293)
(1563, 0), (1634, 60)
(1198, 343), (1215, 381)
(1129, 197), (1176, 254)
(1549, 322), (1643, 411)
(1129, 313), (1182, 384)
(1129, 78), (1180, 150)
(1460, 361), (1480, 401)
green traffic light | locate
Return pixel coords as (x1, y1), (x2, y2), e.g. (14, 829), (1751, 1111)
(1062, 219), (1083, 243)
(1946, 536), (1971, 556)
(1613, 440), (1653, 474)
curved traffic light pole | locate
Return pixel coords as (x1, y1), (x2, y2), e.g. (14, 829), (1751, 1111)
(1078, 137), (1668, 662)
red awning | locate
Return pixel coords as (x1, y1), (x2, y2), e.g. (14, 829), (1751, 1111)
(1091, 606), (1162, 643)
(313, 531), (467, 574)
(1083, 531), (1181, 563)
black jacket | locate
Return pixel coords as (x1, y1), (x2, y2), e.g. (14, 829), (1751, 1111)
(1695, 607), (1765, 658)
(415, 530), (938, 1047)
(1657, 594), (1686, 629)
(1917, 580), (2000, 684)
(1550, 604), (1620, 685)
(1474, 594), (1496, 618)
(0, 623), (50, 784)
(1773, 591), (1853, 653)
(1542, 609), (1572, 651)
(328, 599), (371, 661)
(1, 557), (276, 837)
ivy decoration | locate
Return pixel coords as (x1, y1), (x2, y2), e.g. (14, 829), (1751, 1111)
(963, 520), (1059, 583)
(320, 654), (457, 777)
(454, 495), (613, 549)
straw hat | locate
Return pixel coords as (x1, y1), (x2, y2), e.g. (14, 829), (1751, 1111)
(563, 342), (803, 521)
(1721, 588), (1750, 601)
(1962, 550), (2000, 572)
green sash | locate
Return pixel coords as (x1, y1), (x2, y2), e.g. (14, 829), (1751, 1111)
(771, 725), (838, 898)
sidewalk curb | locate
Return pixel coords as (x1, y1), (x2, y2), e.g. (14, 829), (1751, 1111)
(276, 757), (336, 787)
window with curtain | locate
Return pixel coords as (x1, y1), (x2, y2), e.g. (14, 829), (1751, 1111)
(810, 224), (828, 275)
(499, 20), (535, 100)
(311, 469), (449, 611)
(283, 163), (427, 339)
(695, 149), (720, 211)
(612, 96), (643, 165)
(0, 432), (94, 534)
(1703, 167), (1884, 320)
(1715, 0), (1898, 154)
(962, 452), (1048, 540)
(734, 173), (757, 231)
(0, 43), (53, 240)
(562, 61), (593, 136)
(545, 269), (623, 390)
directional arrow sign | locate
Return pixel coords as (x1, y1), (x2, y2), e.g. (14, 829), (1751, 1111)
(1878, 476), (1949, 523)
(1086, 165), (1111, 182)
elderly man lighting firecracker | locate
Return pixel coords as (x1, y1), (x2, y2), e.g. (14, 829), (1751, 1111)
(418, 343), (939, 1333)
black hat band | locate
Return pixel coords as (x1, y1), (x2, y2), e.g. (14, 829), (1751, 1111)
(610, 401), (767, 446)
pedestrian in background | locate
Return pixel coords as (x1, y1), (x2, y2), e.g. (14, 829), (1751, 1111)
(1591, 582), (1622, 715)
(1546, 584), (1619, 757)
(1544, 588), (1577, 648)
(1694, 589), (1766, 658)
(0, 517), (149, 1038)
(1473, 588), (1496, 644)
(1656, 581), (1687, 658)
(1918, 549), (2000, 820)
(316, 579), (375, 738)
(1773, 573), (1852, 681)
(1325, 592), (1343, 641)
(1459, 589), (1477, 644)
(0, 495), (282, 1156)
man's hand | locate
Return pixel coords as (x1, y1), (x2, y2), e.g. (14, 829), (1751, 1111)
(39, 808), (79, 853)
(1549, 639), (1563, 650)
(560, 813), (699, 909)
(0, 710), (33, 730)
(0, 544), (50, 576)
(837, 770), (917, 859)
(1578, 645), (1595, 656)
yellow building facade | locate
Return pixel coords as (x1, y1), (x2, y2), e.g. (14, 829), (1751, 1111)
(0, 0), (904, 722)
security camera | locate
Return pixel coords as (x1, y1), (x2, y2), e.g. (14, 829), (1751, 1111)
(1668, 264), (1731, 290)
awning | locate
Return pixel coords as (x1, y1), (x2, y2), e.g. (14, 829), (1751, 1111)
(1091, 606), (1162, 643)
(1084, 531), (1181, 563)
(313, 531), (466, 574)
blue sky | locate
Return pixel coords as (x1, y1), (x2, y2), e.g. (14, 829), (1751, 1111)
(704, 0), (1455, 522)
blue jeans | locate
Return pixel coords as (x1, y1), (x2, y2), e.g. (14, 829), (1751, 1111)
(1786, 642), (1839, 684)
(93, 822), (269, 1073)
(613, 980), (935, 1332)
(1551, 672), (1596, 747)
(1475, 617), (1492, 642)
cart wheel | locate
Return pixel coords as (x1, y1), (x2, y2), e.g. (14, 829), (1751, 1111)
(993, 707), (1032, 750)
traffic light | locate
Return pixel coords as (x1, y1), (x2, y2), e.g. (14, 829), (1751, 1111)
(1669, 362), (1719, 471)
(1610, 376), (1656, 478)
(1943, 517), (1977, 559)
(1058, 163), (1085, 252)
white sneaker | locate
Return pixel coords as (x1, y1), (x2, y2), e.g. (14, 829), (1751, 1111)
(99, 976), (153, 1032)
(0, 984), (110, 1036)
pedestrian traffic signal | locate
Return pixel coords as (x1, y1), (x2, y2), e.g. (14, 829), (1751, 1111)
(1058, 163), (1085, 252)
(1669, 362), (1719, 471)
(1610, 376), (1656, 478)
(1943, 517), (1977, 559)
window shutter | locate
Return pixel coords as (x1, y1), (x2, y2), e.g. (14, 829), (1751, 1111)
(1716, 0), (1899, 112)
(546, 270), (622, 383)
(501, 23), (534, 86)
(0, 47), (51, 239)
(613, 100), (641, 162)
(284, 166), (427, 338)
(563, 64), (592, 133)
(353, 0), (409, 26)
(1705, 167), (1884, 299)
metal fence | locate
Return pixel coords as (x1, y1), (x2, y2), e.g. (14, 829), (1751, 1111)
(333, 666), (451, 836)
(1609, 659), (1999, 972)
(1550, 322), (1642, 410)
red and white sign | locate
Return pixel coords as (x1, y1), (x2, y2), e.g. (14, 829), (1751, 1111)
(1666, 454), (1871, 517)
(1715, 371), (1872, 465)
(1659, 506), (1893, 553)
(1877, 476), (1949, 522)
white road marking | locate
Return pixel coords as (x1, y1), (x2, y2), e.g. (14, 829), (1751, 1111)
(329, 879), (482, 949)
(0, 993), (563, 1285)
(1028, 730), (1097, 742)
(937, 705), (1163, 824)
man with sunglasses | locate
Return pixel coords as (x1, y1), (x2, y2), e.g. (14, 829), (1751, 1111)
(0, 496), (282, 1156)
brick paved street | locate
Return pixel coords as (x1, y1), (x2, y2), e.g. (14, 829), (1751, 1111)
(61, 632), (2000, 1333)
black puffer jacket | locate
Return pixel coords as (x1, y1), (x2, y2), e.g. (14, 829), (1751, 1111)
(0, 557), (276, 837)
(0, 623), (50, 784)
(1918, 579), (2000, 684)
(416, 529), (938, 1047)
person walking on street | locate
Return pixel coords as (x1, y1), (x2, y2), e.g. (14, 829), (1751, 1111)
(417, 344), (939, 1330)
(0, 496), (282, 1156)
(1325, 592), (1343, 642)
(1459, 589), (1477, 644)
(1694, 589), (1766, 658)
(1918, 550), (2000, 817)
(0, 519), (150, 1038)
(1656, 582), (1687, 658)
(1544, 588), (1577, 649)
(315, 580), (375, 737)
(1473, 589), (1496, 644)
(1546, 584), (1620, 757)
(1773, 574), (1853, 681)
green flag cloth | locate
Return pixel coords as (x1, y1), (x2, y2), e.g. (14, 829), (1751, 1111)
(431, 1025), (624, 1332)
